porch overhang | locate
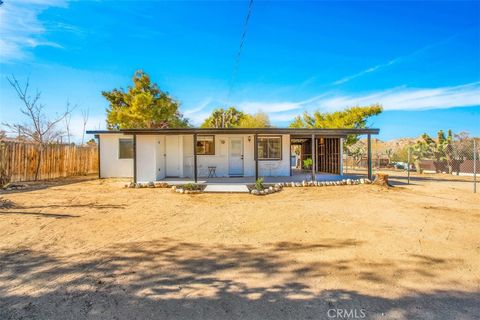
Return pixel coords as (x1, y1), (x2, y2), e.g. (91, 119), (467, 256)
(87, 127), (379, 136)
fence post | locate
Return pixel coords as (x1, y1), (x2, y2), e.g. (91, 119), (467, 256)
(407, 147), (411, 185)
(474, 138), (477, 193)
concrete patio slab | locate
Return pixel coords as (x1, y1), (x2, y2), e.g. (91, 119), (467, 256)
(204, 184), (250, 193)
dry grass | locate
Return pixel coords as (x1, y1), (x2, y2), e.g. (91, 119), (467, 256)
(0, 174), (479, 319)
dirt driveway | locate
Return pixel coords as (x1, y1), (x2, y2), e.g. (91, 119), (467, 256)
(0, 174), (479, 319)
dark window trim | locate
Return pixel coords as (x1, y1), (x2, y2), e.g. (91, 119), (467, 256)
(196, 135), (215, 155)
(257, 135), (282, 161)
(118, 138), (134, 159)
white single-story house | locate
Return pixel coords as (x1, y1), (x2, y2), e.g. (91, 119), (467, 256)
(86, 128), (379, 183)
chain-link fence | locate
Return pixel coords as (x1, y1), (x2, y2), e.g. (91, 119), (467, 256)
(343, 136), (478, 193)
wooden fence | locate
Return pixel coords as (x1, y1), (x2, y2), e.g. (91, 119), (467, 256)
(0, 141), (98, 183)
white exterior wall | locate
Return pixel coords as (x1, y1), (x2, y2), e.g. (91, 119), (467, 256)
(99, 134), (134, 178)
(155, 135), (166, 180)
(195, 134), (290, 177)
(183, 135), (194, 178)
(136, 135), (157, 182)
(195, 134), (254, 177)
(99, 133), (292, 180)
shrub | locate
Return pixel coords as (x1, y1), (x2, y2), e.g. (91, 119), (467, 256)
(303, 158), (313, 170)
(255, 178), (264, 191)
(182, 183), (203, 191)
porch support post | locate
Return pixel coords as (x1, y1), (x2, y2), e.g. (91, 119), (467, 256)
(254, 134), (259, 181)
(289, 135), (292, 176)
(311, 134), (316, 181)
(340, 137), (344, 176)
(193, 133), (198, 183)
(367, 134), (372, 180)
(133, 134), (137, 184)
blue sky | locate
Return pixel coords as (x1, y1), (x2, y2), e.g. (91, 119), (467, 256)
(0, 0), (479, 142)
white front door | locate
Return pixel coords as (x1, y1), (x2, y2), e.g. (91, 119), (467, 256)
(165, 136), (180, 177)
(229, 138), (244, 176)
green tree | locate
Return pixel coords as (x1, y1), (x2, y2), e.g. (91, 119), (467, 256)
(411, 133), (435, 173)
(237, 112), (271, 128)
(391, 145), (409, 163)
(411, 130), (457, 174)
(102, 70), (189, 129)
(289, 104), (383, 145)
(200, 107), (245, 128)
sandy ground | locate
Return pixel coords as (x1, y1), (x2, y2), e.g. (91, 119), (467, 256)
(0, 173), (479, 320)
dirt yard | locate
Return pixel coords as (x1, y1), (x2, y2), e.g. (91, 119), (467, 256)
(0, 174), (479, 320)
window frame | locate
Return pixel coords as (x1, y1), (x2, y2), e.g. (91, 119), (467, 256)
(196, 135), (215, 155)
(118, 138), (134, 159)
(257, 135), (282, 161)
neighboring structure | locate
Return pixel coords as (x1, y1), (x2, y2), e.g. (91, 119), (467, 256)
(86, 128), (379, 183)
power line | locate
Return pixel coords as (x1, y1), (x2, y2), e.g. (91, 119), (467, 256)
(227, 0), (254, 103)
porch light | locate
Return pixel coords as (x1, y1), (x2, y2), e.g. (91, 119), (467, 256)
(248, 136), (251, 142)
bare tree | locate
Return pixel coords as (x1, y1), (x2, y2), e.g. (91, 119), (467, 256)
(63, 101), (78, 145)
(3, 75), (71, 180)
(81, 108), (89, 145)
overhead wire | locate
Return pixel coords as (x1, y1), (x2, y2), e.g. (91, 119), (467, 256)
(227, 0), (255, 103)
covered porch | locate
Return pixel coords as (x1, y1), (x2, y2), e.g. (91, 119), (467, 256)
(122, 128), (378, 184)
(160, 170), (362, 185)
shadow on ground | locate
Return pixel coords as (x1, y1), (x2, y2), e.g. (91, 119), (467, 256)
(1, 239), (477, 320)
(0, 175), (98, 195)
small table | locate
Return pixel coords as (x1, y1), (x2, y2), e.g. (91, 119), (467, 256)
(207, 166), (217, 178)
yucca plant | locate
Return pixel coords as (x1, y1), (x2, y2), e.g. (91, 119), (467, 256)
(255, 178), (264, 191)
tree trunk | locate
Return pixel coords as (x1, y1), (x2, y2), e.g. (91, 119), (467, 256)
(373, 173), (390, 187)
(34, 144), (43, 181)
(414, 160), (422, 174)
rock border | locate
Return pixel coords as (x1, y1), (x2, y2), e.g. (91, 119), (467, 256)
(278, 178), (371, 188)
(125, 178), (372, 194)
(170, 185), (204, 194)
(125, 182), (171, 188)
(249, 184), (283, 196)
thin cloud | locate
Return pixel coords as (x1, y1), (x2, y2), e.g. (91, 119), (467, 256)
(183, 98), (212, 116)
(237, 94), (329, 114)
(333, 58), (400, 85)
(0, 0), (67, 62)
(319, 82), (480, 111)
(228, 82), (480, 122)
(332, 34), (459, 85)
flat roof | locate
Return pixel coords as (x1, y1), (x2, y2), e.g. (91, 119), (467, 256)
(87, 127), (379, 137)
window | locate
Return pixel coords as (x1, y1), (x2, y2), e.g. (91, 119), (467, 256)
(196, 135), (215, 155)
(119, 138), (133, 159)
(257, 136), (282, 160)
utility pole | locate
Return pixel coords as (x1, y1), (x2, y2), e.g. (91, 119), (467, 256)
(474, 139), (477, 193)
(407, 147), (411, 185)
